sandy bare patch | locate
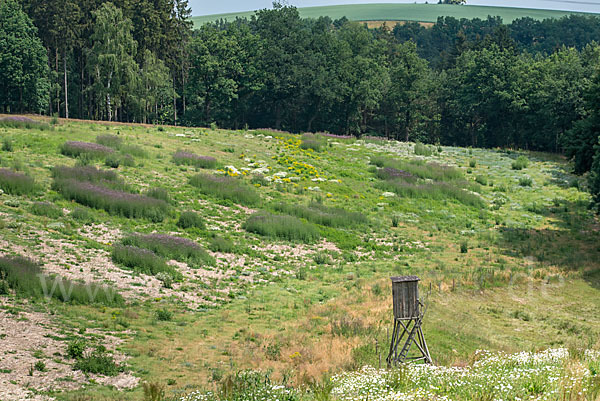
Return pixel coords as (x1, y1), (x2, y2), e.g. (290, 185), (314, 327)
(0, 305), (138, 400)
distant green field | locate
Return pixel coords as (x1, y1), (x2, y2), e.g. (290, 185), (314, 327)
(192, 3), (592, 26)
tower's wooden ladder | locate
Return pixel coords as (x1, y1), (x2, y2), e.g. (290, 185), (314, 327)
(397, 313), (423, 362)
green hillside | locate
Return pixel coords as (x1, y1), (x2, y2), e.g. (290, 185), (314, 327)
(192, 3), (590, 26)
(0, 116), (599, 400)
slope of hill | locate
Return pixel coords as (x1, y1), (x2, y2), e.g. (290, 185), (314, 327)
(192, 3), (591, 26)
(0, 116), (599, 400)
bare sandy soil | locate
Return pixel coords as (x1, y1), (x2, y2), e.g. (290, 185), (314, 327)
(0, 306), (138, 401)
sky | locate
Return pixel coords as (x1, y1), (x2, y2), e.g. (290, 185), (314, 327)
(191, 0), (600, 16)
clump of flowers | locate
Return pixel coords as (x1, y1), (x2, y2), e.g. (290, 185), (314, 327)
(173, 150), (217, 169)
(60, 141), (114, 158)
(331, 348), (600, 401)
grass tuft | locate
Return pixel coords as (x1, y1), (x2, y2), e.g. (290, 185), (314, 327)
(243, 212), (320, 243)
(52, 179), (168, 222)
(30, 202), (63, 218)
(96, 134), (123, 149)
(274, 202), (367, 227)
(379, 180), (485, 208)
(0, 255), (123, 305)
(60, 141), (114, 159)
(512, 155), (529, 170)
(177, 211), (205, 230)
(371, 156), (463, 182)
(189, 173), (260, 206)
(111, 245), (179, 277)
(0, 168), (36, 195)
(414, 142), (433, 156)
(121, 233), (214, 267)
(173, 150), (217, 169)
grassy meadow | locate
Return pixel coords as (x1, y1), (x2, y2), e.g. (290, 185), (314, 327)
(0, 116), (599, 400)
(191, 3), (590, 26)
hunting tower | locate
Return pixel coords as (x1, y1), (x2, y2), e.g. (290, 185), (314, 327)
(386, 276), (432, 366)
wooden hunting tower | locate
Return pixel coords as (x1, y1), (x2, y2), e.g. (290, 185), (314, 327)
(386, 276), (432, 365)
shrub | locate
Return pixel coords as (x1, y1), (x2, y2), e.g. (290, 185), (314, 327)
(469, 159), (477, 168)
(121, 233), (214, 267)
(34, 361), (46, 372)
(414, 143), (433, 156)
(273, 202), (367, 228)
(189, 173), (260, 206)
(512, 155), (529, 170)
(155, 308), (173, 321)
(73, 346), (121, 376)
(460, 242), (468, 253)
(2, 137), (13, 152)
(0, 168), (36, 195)
(67, 340), (87, 359)
(475, 175), (488, 186)
(52, 179), (168, 222)
(173, 150), (217, 169)
(30, 202), (63, 218)
(177, 211), (205, 230)
(209, 236), (234, 253)
(155, 272), (173, 288)
(104, 153), (121, 168)
(519, 177), (533, 187)
(60, 141), (114, 159)
(111, 245), (178, 277)
(0, 255), (123, 305)
(243, 212), (320, 243)
(96, 134), (122, 149)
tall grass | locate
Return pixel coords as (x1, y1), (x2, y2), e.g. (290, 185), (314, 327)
(111, 245), (179, 277)
(96, 134), (123, 149)
(189, 173), (260, 206)
(146, 187), (171, 203)
(121, 144), (148, 158)
(378, 180), (485, 208)
(52, 165), (125, 188)
(0, 255), (123, 306)
(173, 150), (217, 169)
(243, 212), (320, 243)
(273, 202), (367, 227)
(300, 134), (326, 152)
(414, 142), (433, 156)
(177, 211), (205, 230)
(512, 155), (529, 170)
(30, 202), (63, 218)
(371, 156), (463, 182)
(0, 168), (36, 195)
(60, 141), (114, 159)
(52, 179), (168, 222)
(375, 167), (417, 183)
(121, 233), (214, 267)
(0, 116), (50, 130)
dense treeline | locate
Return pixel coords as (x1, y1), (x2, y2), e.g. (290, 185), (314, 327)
(1, 1), (600, 204)
(7, 0), (191, 123)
